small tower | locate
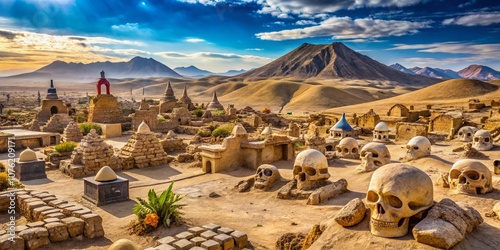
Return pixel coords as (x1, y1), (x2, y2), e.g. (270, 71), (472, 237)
(37, 90), (41, 106)
(177, 85), (195, 110)
(46, 80), (59, 100)
(162, 81), (176, 101)
(329, 113), (357, 139)
(206, 91), (224, 111)
(97, 70), (111, 95)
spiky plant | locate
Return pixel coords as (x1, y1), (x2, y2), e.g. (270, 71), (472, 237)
(132, 182), (185, 229)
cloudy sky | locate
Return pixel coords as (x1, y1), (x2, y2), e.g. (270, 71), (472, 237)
(0, 0), (499, 76)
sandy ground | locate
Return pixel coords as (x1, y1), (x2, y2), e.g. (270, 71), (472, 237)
(2, 135), (500, 249)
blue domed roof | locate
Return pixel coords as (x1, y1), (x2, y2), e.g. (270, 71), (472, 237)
(331, 113), (353, 131)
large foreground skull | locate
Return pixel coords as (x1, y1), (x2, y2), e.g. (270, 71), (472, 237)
(448, 159), (493, 195)
(472, 129), (493, 151)
(366, 163), (433, 238)
(404, 136), (431, 161)
(254, 164), (281, 191)
(335, 137), (359, 159)
(357, 142), (391, 172)
(457, 126), (478, 142)
(293, 149), (330, 190)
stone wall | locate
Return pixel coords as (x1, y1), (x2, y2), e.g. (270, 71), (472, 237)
(87, 95), (124, 124)
(156, 120), (179, 133)
(62, 121), (83, 142)
(396, 122), (428, 141)
(160, 138), (187, 152)
(37, 99), (68, 123)
(429, 114), (463, 136)
(0, 190), (104, 250)
(131, 109), (157, 131)
(41, 114), (73, 133)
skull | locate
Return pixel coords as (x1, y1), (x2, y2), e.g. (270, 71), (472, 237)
(366, 163), (434, 238)
(472, 129), (493, 151)
(357, 142), (391, 172)
(456, 126), (478, 142)
(293, 149), (330, 190)
(448, 159), (493, 195)
(404, 136), (431, 161)
(254, 164), (281, 191)
(335, 137), (359, 159)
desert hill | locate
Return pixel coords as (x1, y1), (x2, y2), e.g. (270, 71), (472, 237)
(326, 78), (500, 114)
(238, 42), (439, 85)
(174, 65), (213, 78)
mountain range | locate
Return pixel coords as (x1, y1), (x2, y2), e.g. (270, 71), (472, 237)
(173, 65), (248, 78)
(389, 63), (500, 80)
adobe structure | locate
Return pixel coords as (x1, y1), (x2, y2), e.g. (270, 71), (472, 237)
(357, 109), (380, 130)
(199, 124), (294, 173)
(429, 112), (463, 138)
(386, 104), (431, 123)
(206, 91), (224, 111)
(131, 99), (157, 131)
(87, 71), (124, 124)
(177, 85), (195, 110)
(36, 80), (68, 123)
(159, 81), (178, 113)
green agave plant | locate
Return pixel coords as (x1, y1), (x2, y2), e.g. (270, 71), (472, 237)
(133, 182), (185, 228)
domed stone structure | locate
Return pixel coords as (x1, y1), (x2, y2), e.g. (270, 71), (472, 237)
(329, 113), (358, 139)
(137, 121), (151, 134)
(15, 148), (46, 181)
(373, 121), (390, 142)
(206, 91), (224, 111)
(107, 239), (138, 250)
(94, 166), (117, 182)
(19, 147), (37, 162)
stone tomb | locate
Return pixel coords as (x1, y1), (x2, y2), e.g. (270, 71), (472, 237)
(14, 148), (47, 181)
(83, 166), (129, 206)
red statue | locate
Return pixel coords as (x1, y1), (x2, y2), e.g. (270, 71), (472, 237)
(97, 70), (110, 95)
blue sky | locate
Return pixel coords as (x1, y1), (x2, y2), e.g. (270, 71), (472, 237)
(0, 0), (499, 76)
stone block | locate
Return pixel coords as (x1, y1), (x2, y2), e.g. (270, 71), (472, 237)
(27, 221), (45, 228)
(72, 209), (92, 218)
(32, 206), (54, 221)
(173, 239), (194, 250)
(19, 227), (50, 250)
(40, 209), (61, 220)
(0, 234), (24, 250)
(15, 226), (29, 233)
(43, 218), (61, 224)
(62, 205), (85, 216)
(83, 177), (129, 206)
(200, 230), (217, 240)
(154, 244), (176, 250)
(334, 198), (367, 227)
(213, 234), (234, 250)
(200, 239), (221, 250)
(230, 231), (248, 249)
(45, 222), (69, 242)
(46, 212), (65, 220)
(188, 227), (206, 236)
(61, 217), (85, 238)
(190, 247), (205, 250)
(216, 227), (234, 235)
(176, 231), (194, 240)
(202, 223), (221, 232)
(42, 196), (58, 203)
(190, 236), (206, 246)
(81, 213), (104, 238)
(158, 236), (177, 245)
(14, 160), (47, 181)
(48, 199), (68, 207)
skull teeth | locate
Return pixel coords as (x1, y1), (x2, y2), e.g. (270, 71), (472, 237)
(370, 218), (399, 228)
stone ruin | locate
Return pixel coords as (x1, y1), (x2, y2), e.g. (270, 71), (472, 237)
(62, 120), (83, 143)
(117, 121), (169, 169)
(87, 71), (124, 124)
(60, 129), (119, 178)
(36, 80), (69, 123)
(41, 113), (73, 133)
(206, 91), (224, 111)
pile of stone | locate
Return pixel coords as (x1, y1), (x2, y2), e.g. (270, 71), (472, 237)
(146, 223), (248, 250)
(41, 114), (73, 133)
(60, 129), (119, 178)
(62, 120), (83, 143)
(118, 122), (169, 169)
(28, 119), (40, 131)
(0, 190), (104, 250)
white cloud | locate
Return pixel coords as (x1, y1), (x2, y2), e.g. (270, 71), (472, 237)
(176, 0), (252, 6)
(389, 42), (500, 59)
(257, 0), (426, 15)
(443, 12), (500, 26)
(186, 38), (206, 43)
(111, 23), (139, 32)
(295, 20), (318, 25)
(256, 16), (430, 41)
(156, 51), (272, 62)
(246, 48), (263, 51)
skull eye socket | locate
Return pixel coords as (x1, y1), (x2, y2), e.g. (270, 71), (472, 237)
(466, 133), (471, 137)
(450, 169), (461, 179)
(413, 146), (419, 150)
(484, 138), (490, 142)
(372, 152), (378, 158)
(406, 145), (411, 149)
(458, 132), (463, 135)
(343, 148), (349, 154)
(336, 147), (342, 153)
(387, 195), (402, 208)
(367, 191), (379, 202)
(474, 138), (479, 142)
(293, 166), (302, 175)
(360, 151), (366, 157)
(352, 148), (358, 154)
(464, 170), (480, 180)
(305, 168), (316, 176)
(263, 169), (273, 177)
